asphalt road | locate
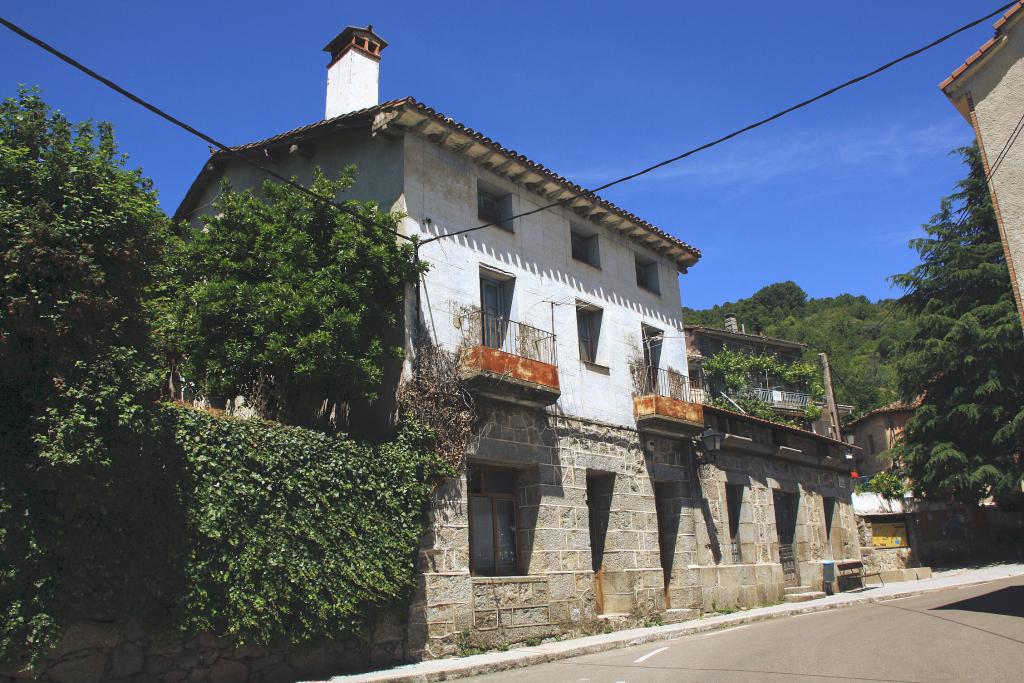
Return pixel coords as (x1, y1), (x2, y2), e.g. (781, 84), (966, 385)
(464, 575), (1024, 683)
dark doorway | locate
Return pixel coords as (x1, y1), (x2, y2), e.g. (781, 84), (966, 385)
(726, 484), (744, 564)
(586, 472), (615, 614)
(653, 481), (683, 608)
(774, 491), (800, 587)
(823, 497), (836, 557)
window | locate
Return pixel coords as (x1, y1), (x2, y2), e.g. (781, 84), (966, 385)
(653, 481), (680, 606)
(726, 484), (744, 563)
(641, 325), (663, 392)
(570, 227), (600, 268)
(576, 305), (602, 363)
(468, 466), (518, 576)
(635, 253), (660, 294)
(477, 182), (512, 231)
(867, 433), (876, 455)
(480, 272), (513, 349)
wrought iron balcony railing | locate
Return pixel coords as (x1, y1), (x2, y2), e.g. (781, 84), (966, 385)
(466, 310), (557, 366)
(633, 366), (703, 403)
(748, 387), (811, 410)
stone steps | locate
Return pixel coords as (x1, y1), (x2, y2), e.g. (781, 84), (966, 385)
(783, 590), (826, 603)
(662, 608), (700, 624)
(784, 585), (812, 595)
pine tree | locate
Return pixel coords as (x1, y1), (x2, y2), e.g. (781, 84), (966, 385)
(891, 144), (1024, 508)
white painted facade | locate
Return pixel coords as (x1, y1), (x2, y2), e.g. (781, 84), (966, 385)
(401, 132), (691, 426)
(182, 123), (693, 428)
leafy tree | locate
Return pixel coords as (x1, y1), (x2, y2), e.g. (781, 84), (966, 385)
(167, 169), (423, 428)
(890, 145), (1024, 508)
(0, 88), (178, 663)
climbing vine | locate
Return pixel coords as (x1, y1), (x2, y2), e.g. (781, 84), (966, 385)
(702, 347), (825, 423)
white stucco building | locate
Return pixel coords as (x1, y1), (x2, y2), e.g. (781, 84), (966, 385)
(176, 25), (860, 663)
(941, 1), (1024, 331)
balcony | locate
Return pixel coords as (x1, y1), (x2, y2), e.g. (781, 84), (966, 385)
(632, 367), (705, 437)
(747, 387), (811, 413)
(459, 311), (560, 407)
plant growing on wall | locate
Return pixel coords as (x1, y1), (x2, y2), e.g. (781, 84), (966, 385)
(399, 331), (476, 469)
(164, 167), (425, 428)
(701, 347), (825, 423)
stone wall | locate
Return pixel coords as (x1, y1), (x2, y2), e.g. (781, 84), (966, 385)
(12, 396), (863, 679)
(408, 399), (860, 657)
(0, 616), (404, 683)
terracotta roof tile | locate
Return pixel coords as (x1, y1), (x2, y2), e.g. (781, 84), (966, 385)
(940, 2), (1024, 91)
(845, 397), (922, 428)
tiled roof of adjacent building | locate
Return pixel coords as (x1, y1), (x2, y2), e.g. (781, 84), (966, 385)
(940, 1), (1024, 91)
(704, 404), (857, 451)
(684, 325), (806, 350)
(845, 397), (922, 429)
(174, 97), (700, 268)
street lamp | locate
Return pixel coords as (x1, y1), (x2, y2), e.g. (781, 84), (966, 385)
(695, 426), (724, 466)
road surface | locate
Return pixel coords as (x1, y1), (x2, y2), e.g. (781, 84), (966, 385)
(464, 574), (1024, 682)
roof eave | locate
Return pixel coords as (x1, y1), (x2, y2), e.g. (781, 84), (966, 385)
(171, 98), (702, 270)
(939, 2), (1024, 105)
(378, 100), (700, 271)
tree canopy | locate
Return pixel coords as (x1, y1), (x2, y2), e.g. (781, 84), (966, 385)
(163, 169), (424, 428)
(891, 145), (1024, 508)
(0, 87), (174, 662)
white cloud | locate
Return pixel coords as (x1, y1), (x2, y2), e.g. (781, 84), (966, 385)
(565, 119), (974, 190)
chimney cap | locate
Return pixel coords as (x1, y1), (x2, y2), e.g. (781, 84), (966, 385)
(323, 25), (388, 59)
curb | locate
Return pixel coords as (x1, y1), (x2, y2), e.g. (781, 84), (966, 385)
(329, 569), (1024, 682)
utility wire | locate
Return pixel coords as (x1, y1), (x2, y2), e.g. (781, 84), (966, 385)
(420, 1), (1020, 246)
(987, 109), (1024, 177)
(3, 3), (1017, 251)
(0, 16), (415, 243)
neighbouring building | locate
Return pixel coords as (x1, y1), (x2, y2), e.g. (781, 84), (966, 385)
(844, 400), (917, 478)
(174, 25), (862, 663)
(685, 318), (852, 436)
(941, 0), (1024, 331)
(852, 492), (932, 584)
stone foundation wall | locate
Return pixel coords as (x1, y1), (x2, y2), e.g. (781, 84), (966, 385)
(13, 399), (862, 679)
(409, 400), (860, 656)
(860, 546), (915, 574)
(0, 616), (403, 683)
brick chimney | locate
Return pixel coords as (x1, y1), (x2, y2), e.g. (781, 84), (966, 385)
(323, 25), (387, 119)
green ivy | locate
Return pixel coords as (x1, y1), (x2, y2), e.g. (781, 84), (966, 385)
(2, 404), (451, 666)
(171, 405), (452, 646)
(702, 347), (826, 423)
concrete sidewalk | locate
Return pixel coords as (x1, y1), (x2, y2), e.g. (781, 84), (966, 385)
(321, 563), (1024, 683)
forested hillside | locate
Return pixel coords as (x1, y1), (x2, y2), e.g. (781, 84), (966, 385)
(683, 282), (915, 418)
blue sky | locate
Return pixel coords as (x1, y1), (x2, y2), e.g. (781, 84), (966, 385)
(0, 1), (994, 309)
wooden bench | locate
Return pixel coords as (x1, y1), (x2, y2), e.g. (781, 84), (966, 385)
(835, 560), (883, 591)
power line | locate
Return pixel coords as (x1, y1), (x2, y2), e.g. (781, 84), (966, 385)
(987, 109), (1024, 177)
(3, 3), (1017, 252)
(420, 1), (1019, 246)
(0, 16), (415, 243)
